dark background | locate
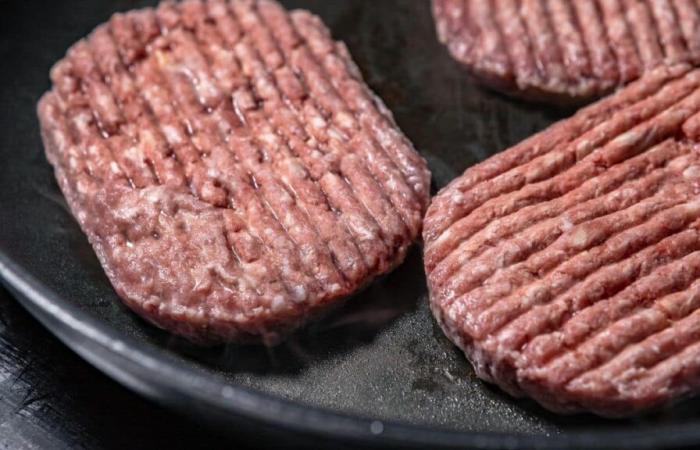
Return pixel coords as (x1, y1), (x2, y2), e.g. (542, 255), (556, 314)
(0, 285), (247, 450)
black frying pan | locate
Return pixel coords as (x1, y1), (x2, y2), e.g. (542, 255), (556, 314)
(3, 1), (700, 448)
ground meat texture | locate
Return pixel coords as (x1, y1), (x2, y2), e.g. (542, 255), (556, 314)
(432, 0), (700, 104)
(37, 0), (430, 345)
(424, 64), (700, 417)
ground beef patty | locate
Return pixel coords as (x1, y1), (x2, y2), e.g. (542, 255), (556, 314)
(37, 0), (430, 345)
(424, 64), (700, 416)
(432, 0), (700, 103)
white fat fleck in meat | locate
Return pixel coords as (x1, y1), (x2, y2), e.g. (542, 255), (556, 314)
(261, 131), (278, 146)
(114, 200), (140, 222)
(124, 146), (145, 163)
(271, 295), (287, 313)
(616, 187), (636, 200)
(75, 179), (89, 195)
(73, 111), (92, 134)
(352, 219), (378, 241)
(683, 165), (700, 180)
(286, 214), (298, 229)
(668, 153), (694, 172)
(410, 178), (427, 198)
(96, 91), (113, 111)
(291, 285), (307, 303)
(451, 41), (468, 59)
(161, 124), (182, 145)
(327, 127), (346, 142)
(434, 228), (452, 248)
(570, 227), (590, 249)
(335, 111), (355, 130)
(142, 187), (169, 209)
(484, 222), (500, 241)
(560, 216), (574, 232)
(52, 129), (67, 149)
(450, 191), (464, 205)
(549, 273), (570, 292)
(447, 301), (466, 323)
(612, 129), (644, 147)
(310, 115), (326, 130)
(574, 139), (591, 158)
(68, 155), (80, 171)
(286, 160), (307, 178)
(199, 79), (219, 102)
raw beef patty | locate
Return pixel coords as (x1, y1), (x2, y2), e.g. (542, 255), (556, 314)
(424, 64), (700, 416)
(37, 0), (431, 345)
(432, 0), (700, 103)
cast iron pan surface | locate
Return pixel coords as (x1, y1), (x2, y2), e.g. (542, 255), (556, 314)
(4, 1), (700, 448)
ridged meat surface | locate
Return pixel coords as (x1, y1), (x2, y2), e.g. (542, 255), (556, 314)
(432, 0), (700, 103)
(424, 64), (700, 416)
(37, 0), (430, 345)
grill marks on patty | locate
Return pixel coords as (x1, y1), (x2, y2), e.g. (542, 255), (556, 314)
(424, 65), (700, 416)
(432, 0), (700, 102)
(38, 0), (430, 344)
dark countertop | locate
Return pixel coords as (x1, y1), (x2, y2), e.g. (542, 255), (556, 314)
(0, 285), (250, 450)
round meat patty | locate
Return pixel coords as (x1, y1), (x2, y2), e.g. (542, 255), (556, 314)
(37, 0), (431, 345)
(424, 64), (700, 416)
(432, 0), (700, 103)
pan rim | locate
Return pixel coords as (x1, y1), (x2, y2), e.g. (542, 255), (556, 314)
(2, 250), (700, 449)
